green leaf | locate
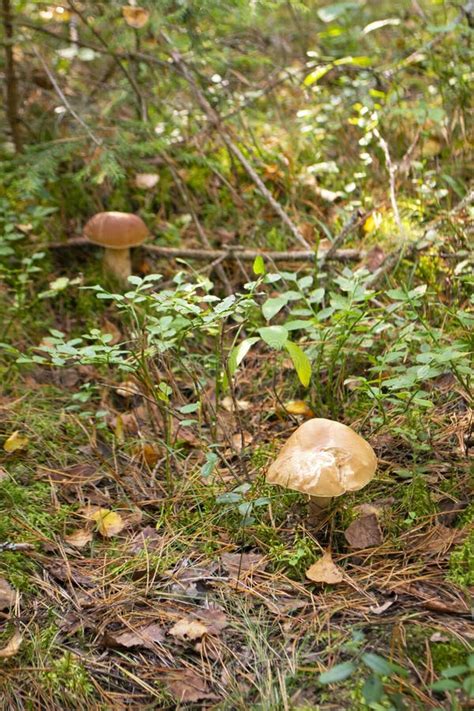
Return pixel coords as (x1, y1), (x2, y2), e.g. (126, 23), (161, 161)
(253, 255), (265, 275)
(179, 402), (200, 414)
(258, 326), (288, 350)
(430, 679), (461, 692)
(362, 675), (384, 704)
(284, 340), (312, 387)
(362, 653), (397, 677)
(227, 337), (260, 380)
(441, 665), (468, 678)
(462, 675), (474, 696)
(318, 661), (356, 684)
(216, 492), (242, 504)
(317, 2), (358, 23)
(262, 295), (289, 321)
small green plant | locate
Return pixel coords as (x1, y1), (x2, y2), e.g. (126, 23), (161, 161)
(430, 653), (474, 700)
(317, 631), (409, 709)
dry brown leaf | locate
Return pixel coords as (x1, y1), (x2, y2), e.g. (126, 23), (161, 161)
(221, 396), (251, 412)
(264, 597), (308, 615)
(370, 599), (395, 615)
(122, 5), (150, 28)
(169, 618), (209, 641)
(193, 607), (228, 635)
(283, 400), (314, 418)
(0, 578), (15, 610)
(90, 509), (125, 538)
(101, 318), (122, 345)
(128, 526), (162, 554)
(344, 514), (383, 549)
(110, 623), (164, 649)
(421, 524), (466, 555)
(306, 551), (343, 584)
(39, 463), (102, 488)
(230, 431), (253, 453)
(0, 630), (22, 658)
(3, 431), (29, 453)
(221, 552), (267, 577)
(0, 467), (8, 482)
(116, 380), (140, 398)
(164, 668), (218, 703)
(134, 173), (159, 189)
(140, 442), (160, 468)
(64, 528), (93, 549)
(363, 245), (386, 272)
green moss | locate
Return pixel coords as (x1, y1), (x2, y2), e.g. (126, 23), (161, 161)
(430, 639), (470, 672)
(0, 478), (71, 540)
(400, 474), (436, 524)
(449, 530), (474, 588)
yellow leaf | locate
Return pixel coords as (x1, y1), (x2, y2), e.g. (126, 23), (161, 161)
(363, 212), (382, 234)
(306, 551), (344, 584)
(284, 400), (314, 417)
(91, 509), (125, 538)
(122, 6), (150, 28)
(169, 618), (209, 641)
(421, 138), (442, 158)
(114, 414), (124, 444)
(0, 630), (22, 658)
(3, 431), (29, 453)
(140, 442), (160, 468)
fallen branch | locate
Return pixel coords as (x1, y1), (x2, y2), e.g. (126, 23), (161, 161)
(163, 35), (311, 249)
(48, 238), (362, 263)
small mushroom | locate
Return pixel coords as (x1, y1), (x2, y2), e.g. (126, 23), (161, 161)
(266, 418), (377, 519)
(84, 212), (149, 282)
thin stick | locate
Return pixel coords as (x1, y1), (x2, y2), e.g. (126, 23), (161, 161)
(48, 237), (362, 262)
(66, 0), (147, 121)
(31, 47), (102, 146)
(319, 210), (364, 268)
(374, 129), (404, 237)
(161, 153), (233, 294)
(1, 0), (22, 151)
(164, 37), (311, 249)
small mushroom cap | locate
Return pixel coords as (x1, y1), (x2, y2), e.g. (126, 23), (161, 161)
(266, 418), (377, 497)
(84, 212), (149, 249)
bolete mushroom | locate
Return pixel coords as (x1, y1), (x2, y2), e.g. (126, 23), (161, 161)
(84, 211), (149, 282)
(266, 418), (377, 518)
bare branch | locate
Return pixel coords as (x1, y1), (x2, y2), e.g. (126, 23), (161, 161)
(163, 36), (311, 249)
(2, 0), (22, 151)
(31, 47), (102, 146)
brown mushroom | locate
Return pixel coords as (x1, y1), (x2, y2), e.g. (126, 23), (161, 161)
(84, 212), (149, 282)
(266, 418), (377, 519)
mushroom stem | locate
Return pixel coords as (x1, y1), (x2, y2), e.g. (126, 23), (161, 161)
(103, 247), (132, 282)
(308, 496), (333, 520)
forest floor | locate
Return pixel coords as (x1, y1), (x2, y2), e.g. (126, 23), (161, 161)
(0, 2), (473, 709)
(0, 203), (472, 710)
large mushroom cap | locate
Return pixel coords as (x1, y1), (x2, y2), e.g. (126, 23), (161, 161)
(84, 212), (149, 249)
(266, 418), (377, 497)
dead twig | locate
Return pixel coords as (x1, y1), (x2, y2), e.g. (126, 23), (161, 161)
(2, 0), (22, 152)
(163, 35), (311, 249)
(318, 210), (365, 268)
(31, 47), (102, 146)
(47, 238), (362, 263)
